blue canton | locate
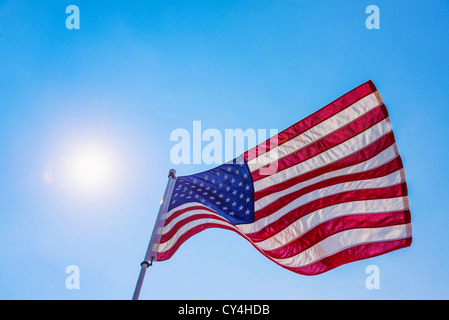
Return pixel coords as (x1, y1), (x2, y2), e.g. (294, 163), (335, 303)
(168, 158), (255, 225)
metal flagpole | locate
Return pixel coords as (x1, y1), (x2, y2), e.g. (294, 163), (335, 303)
(132, 169), (176, 300)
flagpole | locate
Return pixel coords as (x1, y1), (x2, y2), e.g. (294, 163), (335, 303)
(132, 169), (176, 300)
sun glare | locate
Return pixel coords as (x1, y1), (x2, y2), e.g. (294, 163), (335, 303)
(64, 143), (117, 195)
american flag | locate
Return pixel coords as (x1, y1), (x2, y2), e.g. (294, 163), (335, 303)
(149, 80), (412, 275)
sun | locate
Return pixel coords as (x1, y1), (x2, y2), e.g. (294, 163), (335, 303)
(64, 143), (118, 195)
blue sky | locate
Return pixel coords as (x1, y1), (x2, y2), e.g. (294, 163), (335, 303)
(0, 0), (448, 299)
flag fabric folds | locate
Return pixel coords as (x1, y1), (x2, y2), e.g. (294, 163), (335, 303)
(149, 80), (412, 275)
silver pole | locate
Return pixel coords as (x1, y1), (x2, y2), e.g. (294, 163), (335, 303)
(132, 169), (176, 300)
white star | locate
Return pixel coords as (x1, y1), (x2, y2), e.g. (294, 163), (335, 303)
(245, 185), (250, 191)
(246, 197), (251, 203)
(245, 209), (250, 215)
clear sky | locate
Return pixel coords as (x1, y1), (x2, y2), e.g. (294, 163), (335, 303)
(0, 0), (448, 299)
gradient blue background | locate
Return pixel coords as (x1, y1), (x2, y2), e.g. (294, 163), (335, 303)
(0, 0), (448, 299)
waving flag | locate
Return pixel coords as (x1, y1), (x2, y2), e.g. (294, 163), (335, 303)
(149, 80), (412, 275)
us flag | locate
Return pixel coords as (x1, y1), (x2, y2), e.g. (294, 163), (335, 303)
(149, 80), (412, 275)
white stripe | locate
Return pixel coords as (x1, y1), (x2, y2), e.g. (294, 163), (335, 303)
(255, 144), (399, 211)
(273, 223), (412, 268)
(255, 197), (409, 251)
(238, 168), (405, 234)
(253, 118), (392, 192)
(156, 217), (236, 253)
(162, 202), (205, 220)
(161, 208), (225, 235)
(248, 92), (382, 172)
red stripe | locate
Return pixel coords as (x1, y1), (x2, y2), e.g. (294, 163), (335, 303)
(244, 80), (377, 162)
(253, 131), (397, 202)
(156, 222), (238, 261)
(246, 182), (408, 242)
(156, 221), (289, 265)
(263, 210), (411, 259)
(251, 104), (389, 182)
(157, 219), (412, 276)
(164, 205), (217, 227)
(286, 237), (412, 275)
(255, 156), (404, 220)
(159, 213), (229, 243)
